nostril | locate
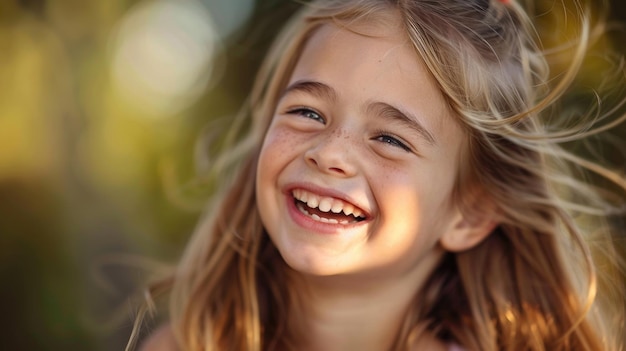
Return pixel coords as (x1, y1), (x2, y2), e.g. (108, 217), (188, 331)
(329, 167), (345, 174)
(304, 145), (354, 177)
(306, 156), (318, 167)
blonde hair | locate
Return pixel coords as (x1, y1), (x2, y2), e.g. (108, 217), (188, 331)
(130, 0), (626, 350)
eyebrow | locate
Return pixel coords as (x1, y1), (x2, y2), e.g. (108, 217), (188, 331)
(367, 102), (437, 146)
(281, 80), (436, 145)
(281, 80), (338, 103)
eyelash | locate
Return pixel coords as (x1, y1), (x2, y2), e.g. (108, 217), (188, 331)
(286, 107), (326, 124)
(285, 107), (412, 153)
(372, 130), (412, 152)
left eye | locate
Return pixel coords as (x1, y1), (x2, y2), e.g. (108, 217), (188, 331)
(287, 107), (326, 124)
(374, 134), (411, 152)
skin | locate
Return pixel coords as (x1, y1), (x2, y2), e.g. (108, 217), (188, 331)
(255, 17), (486, 351)
(139, 325), (179, 351)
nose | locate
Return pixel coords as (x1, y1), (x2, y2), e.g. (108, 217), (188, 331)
(304, 129), (357, 177)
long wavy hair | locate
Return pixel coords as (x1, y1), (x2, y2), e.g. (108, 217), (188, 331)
(129, 0), (626, 350)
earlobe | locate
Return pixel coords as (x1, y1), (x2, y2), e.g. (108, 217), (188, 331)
(440, 208), (499, 252)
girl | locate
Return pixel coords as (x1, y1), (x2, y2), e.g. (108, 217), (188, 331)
(133, 0), (626, 350)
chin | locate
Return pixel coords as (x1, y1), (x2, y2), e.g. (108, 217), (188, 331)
(276, 245), (353, 277)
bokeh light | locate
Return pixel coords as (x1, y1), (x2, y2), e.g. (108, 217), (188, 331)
(199, 0), (256, 39)
(110, 0), (219, 117)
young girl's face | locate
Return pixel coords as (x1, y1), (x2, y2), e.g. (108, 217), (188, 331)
(256, 19), (467, 282)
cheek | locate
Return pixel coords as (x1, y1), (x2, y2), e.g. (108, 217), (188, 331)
(372, 162), (456, 233)
(256, 124), (303, 201)
(259, 125), (300, 166)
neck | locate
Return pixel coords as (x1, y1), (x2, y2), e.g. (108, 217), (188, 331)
(290, 271), (426, 351)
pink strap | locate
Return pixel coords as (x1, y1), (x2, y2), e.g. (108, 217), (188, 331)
(448, 343), (465, 351)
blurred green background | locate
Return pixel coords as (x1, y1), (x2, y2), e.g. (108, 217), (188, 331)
(0, 0), (624, 350)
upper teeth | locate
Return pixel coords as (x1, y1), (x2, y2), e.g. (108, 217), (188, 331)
(292, 189), (364, 219)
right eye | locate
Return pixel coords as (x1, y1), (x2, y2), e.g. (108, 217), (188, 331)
(287, 107), (326, 124)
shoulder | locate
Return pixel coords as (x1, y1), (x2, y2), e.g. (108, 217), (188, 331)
(447, 343), (466, 351)
(139, 324), (180, 351)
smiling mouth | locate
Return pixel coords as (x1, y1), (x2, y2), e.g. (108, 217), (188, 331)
(292, 189), (367, 224)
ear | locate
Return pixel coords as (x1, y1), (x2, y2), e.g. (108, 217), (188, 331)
(439, 202), (499, 252)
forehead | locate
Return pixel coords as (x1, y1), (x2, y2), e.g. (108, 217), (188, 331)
(294, 19), (417, 79)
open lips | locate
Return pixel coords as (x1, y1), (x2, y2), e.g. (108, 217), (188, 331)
(292, 189), (367, 224)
